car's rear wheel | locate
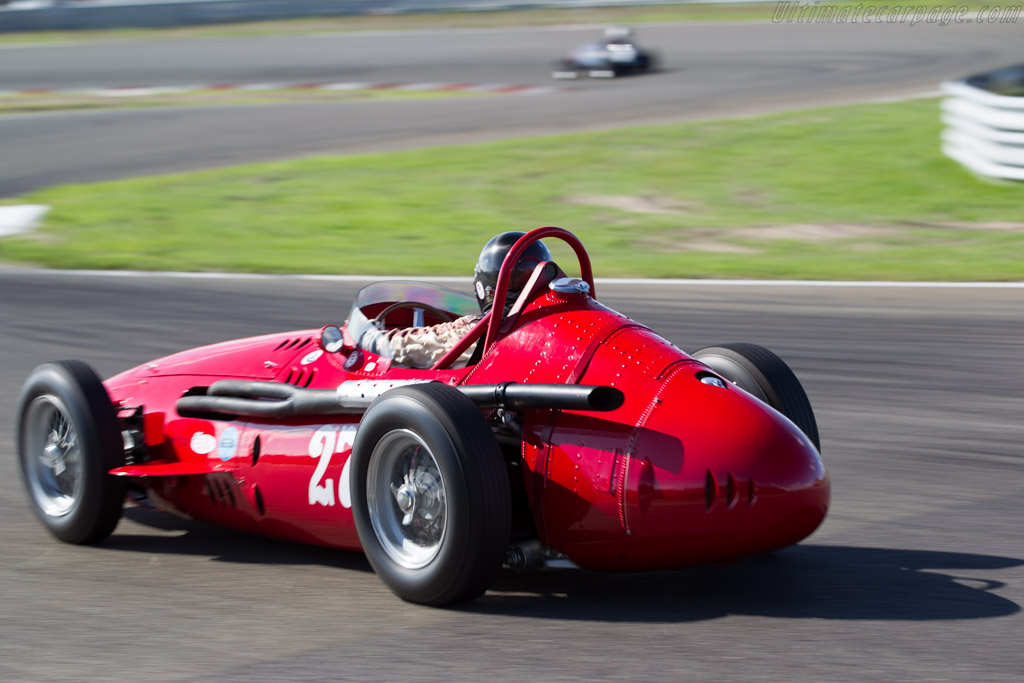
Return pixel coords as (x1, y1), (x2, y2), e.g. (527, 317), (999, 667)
(350, 383), (510, 606)
(16, 360), (126, 543)
(692, 343), (821, 451)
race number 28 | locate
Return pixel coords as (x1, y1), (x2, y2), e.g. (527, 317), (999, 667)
(308, 425), (356, 508)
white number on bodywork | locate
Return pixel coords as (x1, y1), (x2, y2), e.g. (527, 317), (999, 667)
(308, 425), (357, 508)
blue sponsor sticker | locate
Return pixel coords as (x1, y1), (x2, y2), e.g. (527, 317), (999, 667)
(217, 426), (239, 462)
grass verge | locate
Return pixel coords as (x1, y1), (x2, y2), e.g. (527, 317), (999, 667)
(2, 2), (1021, 45)
(1, 97), (1022, 280)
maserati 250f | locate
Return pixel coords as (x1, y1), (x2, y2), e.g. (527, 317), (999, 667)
(16, 227), (829, 606)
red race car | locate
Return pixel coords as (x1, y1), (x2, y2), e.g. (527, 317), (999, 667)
(16, 227), (828, 606)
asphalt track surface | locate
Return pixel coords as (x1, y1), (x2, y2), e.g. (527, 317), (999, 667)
(1, 271), (1022, 681)
(1, 20), (1024, 196)
(1, 18), (1023, 682)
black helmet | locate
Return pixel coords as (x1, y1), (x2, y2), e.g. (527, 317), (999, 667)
(473, 232), (552, 313)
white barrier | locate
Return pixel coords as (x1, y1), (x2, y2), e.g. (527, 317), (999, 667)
(941, 65), (1024, 181)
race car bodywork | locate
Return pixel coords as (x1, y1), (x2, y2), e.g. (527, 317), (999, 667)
(16, 228), (829, 606)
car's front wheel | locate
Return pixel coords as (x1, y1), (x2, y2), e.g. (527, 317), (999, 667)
(350, 383), (510, 606)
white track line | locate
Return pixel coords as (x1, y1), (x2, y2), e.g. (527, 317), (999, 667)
(1, 268), (1020, 288)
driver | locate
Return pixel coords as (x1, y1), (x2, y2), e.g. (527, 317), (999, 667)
(602, 26), (634, 46)
(378, 232), (552, 369)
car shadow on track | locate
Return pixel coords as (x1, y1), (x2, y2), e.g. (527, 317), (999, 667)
(107, 506), (373, 573)
(114, 509), (1020, 621)
(472, 545), (1022, 622)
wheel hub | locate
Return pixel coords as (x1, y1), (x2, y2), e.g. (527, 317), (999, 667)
(367, 429), (448, 569)
(392, 468), (444, 527)
(393, 482), (417, 523)
(24, 396), (82, 517)
(42, 433), (70, 474)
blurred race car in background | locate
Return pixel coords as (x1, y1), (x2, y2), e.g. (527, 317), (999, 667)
(553, 27), (659, 79)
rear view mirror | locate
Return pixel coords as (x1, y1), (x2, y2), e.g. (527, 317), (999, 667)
(319, 325), (345, 353)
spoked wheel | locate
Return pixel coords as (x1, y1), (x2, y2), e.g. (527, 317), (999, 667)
(23, 394), (83, 518)
(692, 343), (821, 451)
(16, 361), (126, 544)
(351, 383), (510, 606)
(367, 429), (448, 570)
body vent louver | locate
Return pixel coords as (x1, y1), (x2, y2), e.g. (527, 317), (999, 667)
(284, 367), (317, 387)
(274, 337), (314, 352)
(706, 471), (757, 511)
(206, 475), (238, 508)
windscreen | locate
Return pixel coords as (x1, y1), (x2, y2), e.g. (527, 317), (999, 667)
(345, 281), (479, 358)
(352, 282), (478, 316)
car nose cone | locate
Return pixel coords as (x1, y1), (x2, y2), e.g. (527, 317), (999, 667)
(561, 369), (829, 572)
(630, 376), (829, 565)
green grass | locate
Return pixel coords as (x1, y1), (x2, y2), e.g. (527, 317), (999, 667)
(2, 2), (1020, 45)
(2, 97), (1023, 280)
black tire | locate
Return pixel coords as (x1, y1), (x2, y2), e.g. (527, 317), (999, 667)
(16, 360), (126, 544)
(691, 343), (821, 451)
(350, 383), (510, 606)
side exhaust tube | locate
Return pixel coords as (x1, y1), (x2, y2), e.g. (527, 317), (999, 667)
(178, 380), (624, 419)
(458, 382), (624, 412)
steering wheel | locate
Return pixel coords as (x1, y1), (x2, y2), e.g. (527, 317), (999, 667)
(371, 300), (455, 327)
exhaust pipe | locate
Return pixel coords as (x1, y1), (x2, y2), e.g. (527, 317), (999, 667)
(178, 380), (624, 419)
(458, 382), (624, 412)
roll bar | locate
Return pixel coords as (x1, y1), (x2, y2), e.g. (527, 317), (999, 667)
(484, 227), (594, 351)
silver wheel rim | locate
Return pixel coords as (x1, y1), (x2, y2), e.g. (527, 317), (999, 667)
(22, 395), (83, 518)
(366, 429), (447, 570)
